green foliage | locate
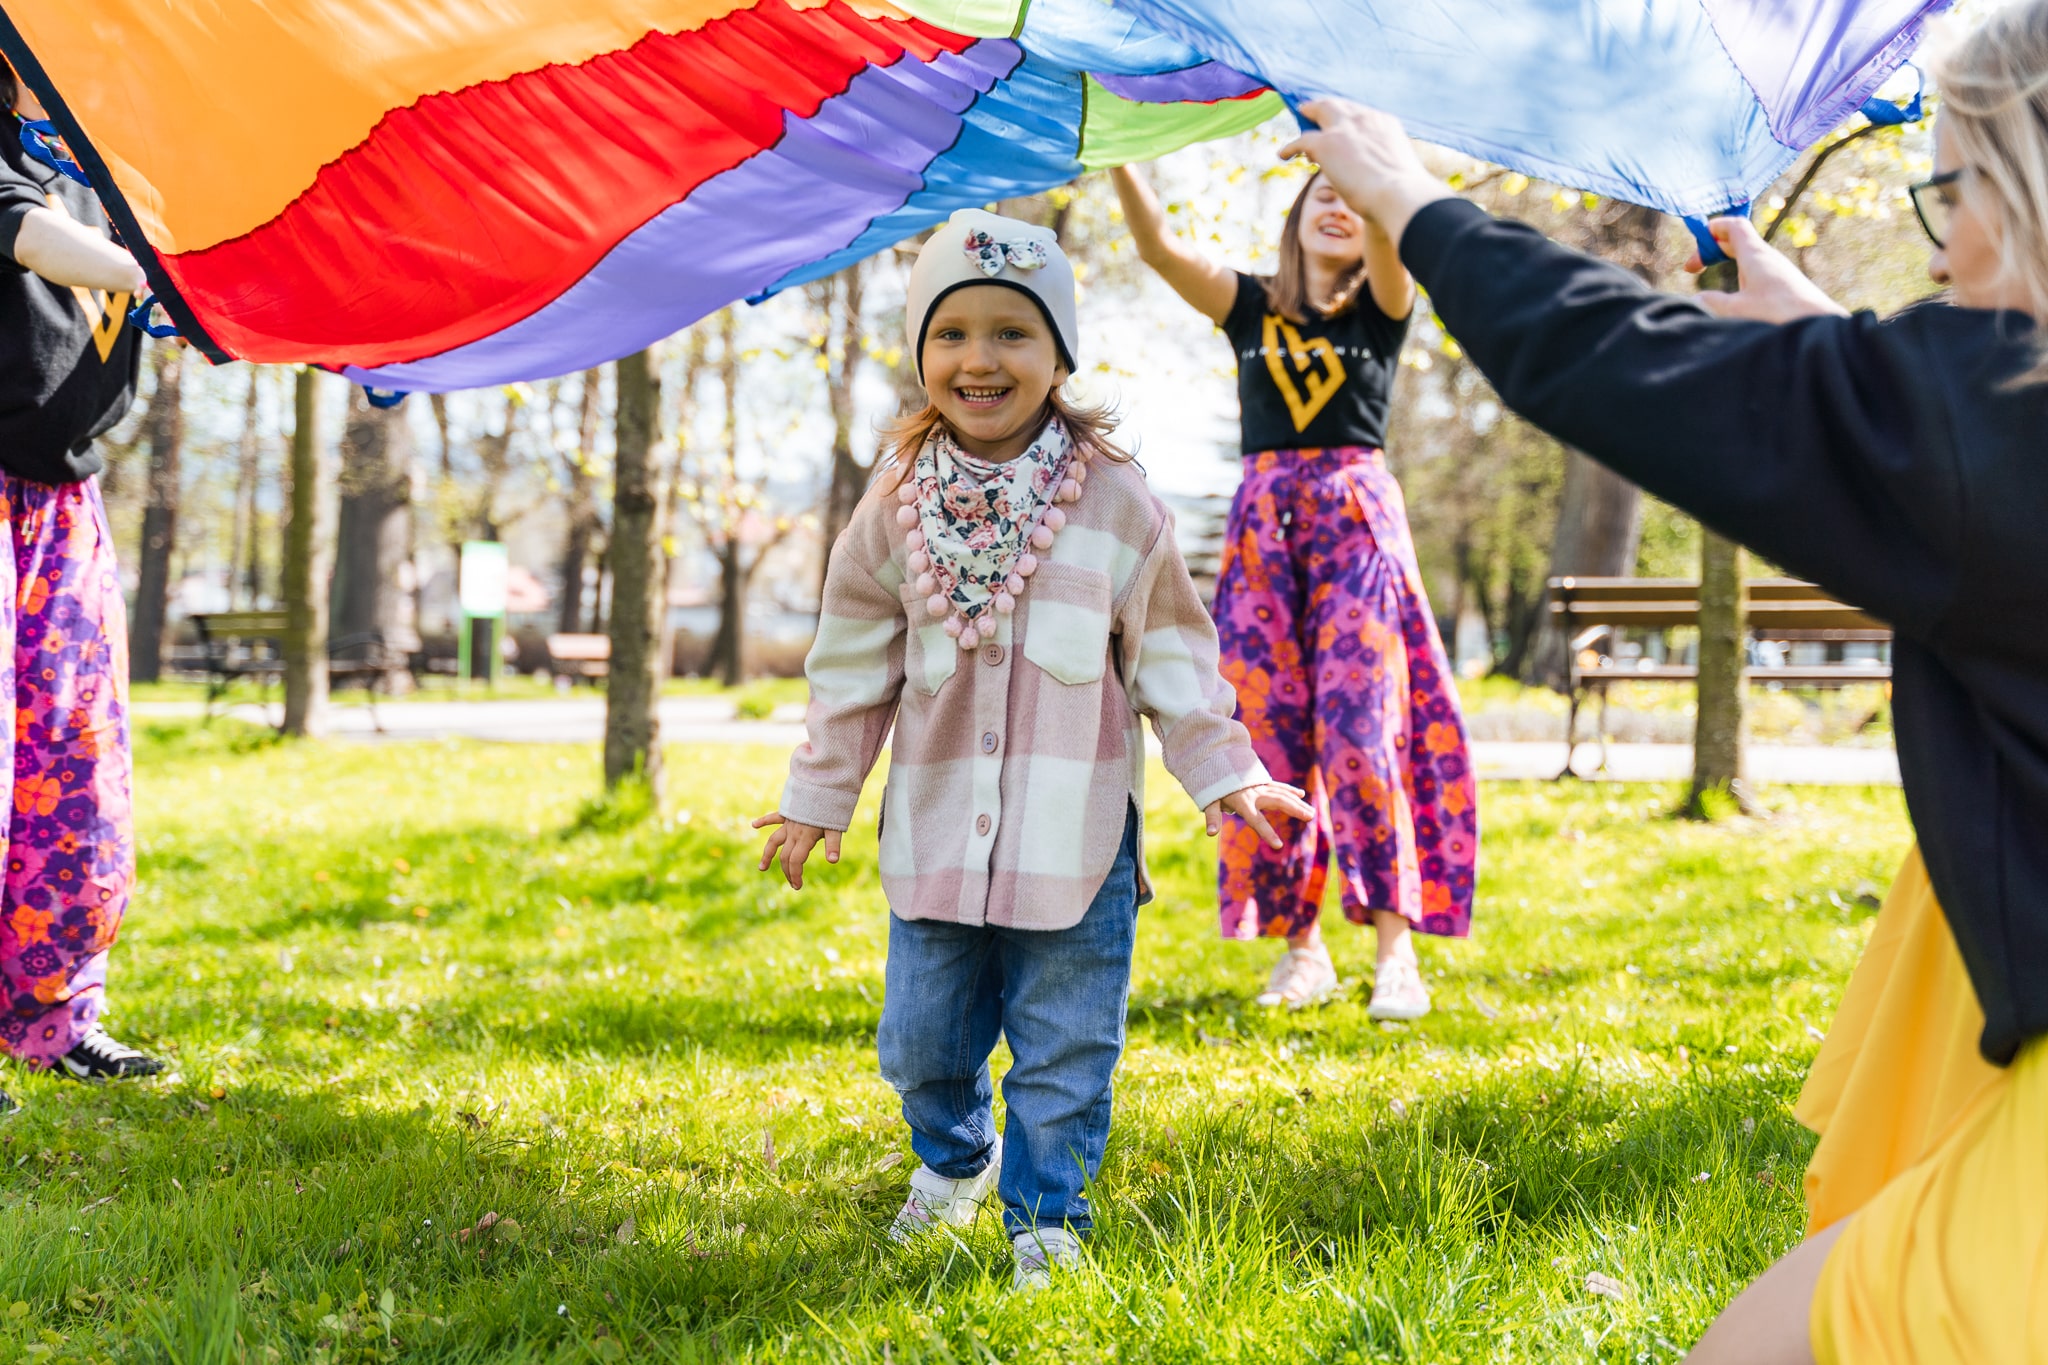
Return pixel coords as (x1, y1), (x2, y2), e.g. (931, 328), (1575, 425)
(4, 728), (1908, 1360)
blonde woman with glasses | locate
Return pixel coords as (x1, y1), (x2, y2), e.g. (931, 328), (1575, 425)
(1279, 2), (2048, 1359)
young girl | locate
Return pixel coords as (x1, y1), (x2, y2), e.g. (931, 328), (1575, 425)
(1290, 1), (2048, 1352)
(1112, 165), (1477, 1019)
(754, 209), (1309, 1290)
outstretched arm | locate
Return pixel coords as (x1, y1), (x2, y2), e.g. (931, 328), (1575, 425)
(1361, 217), (1415, 322)
(1111, 165), (1238, 325)
(1277, 98), (1957, 640)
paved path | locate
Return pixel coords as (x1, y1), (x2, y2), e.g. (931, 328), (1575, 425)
(132, 698), (1901, 785)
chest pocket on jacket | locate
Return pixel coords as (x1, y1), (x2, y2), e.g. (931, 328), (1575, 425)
(897, 584), (959, 696)
(1022, 561), (1114, 686)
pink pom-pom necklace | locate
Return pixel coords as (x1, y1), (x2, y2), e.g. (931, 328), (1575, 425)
(898, 423), (1089, 650)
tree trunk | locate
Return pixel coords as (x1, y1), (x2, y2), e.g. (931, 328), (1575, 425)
(1684, 529), (1754, 816)
(332, 388), (418, 648)
(603, 348), (665, 796)
(708, 539), (744, 687)
(1517, 203), (1664, 689)
(815, 263), (871, 603)
(1680, 255), (1756, 817)
(708, 311), (746, 685)
(558, 368), (602, 635)
(282, 368), (334, 737)
(230, 369), (261, 609)
(1520, 451), (1645, 687)
(128, 342), (184, 683)
(659, 333), (706, 679)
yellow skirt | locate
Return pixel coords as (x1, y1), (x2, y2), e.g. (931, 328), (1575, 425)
(1799, 847), (2048, 1362)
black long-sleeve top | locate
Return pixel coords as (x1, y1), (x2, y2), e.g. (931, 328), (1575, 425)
(1403, 198), (2048, 1065)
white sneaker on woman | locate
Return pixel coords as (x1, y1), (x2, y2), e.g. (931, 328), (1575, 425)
(1256, 944), (1338, 1008)
(1367, 958), (1432, 1021)
(1011, 1225), (1082, 1291)
(887, 1136), (1002, 1242)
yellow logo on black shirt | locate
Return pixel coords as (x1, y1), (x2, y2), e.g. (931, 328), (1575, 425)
(1261, 314), (1346, 432)
(45, 193), (128, 363)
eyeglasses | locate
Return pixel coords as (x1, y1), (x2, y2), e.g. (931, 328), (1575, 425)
(1910, 168), (1965, 249)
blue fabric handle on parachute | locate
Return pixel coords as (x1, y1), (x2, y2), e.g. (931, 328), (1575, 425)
(16, 118), (92, 188)
(126, 295), (179, 339)
(1683, 206), (1751, 268)
(363, 387), (409, 409)
(1859, 66), (1925, 126)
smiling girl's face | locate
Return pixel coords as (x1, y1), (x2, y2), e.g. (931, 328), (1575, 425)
(921, 285), (1067, 460)
(1295, 174), (1366, 269)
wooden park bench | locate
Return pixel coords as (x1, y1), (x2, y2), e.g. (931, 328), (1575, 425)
(1546, 577), (1892, 776)
(190, 611), (409, 732)
(546, 633), (610, 685)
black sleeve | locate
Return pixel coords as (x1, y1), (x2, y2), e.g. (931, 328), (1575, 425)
(1221, 271), (1265, 343)
(0, 158), (47, 265)
(1399, 197), (1961, 637)
(1358, 286), (1411, 361)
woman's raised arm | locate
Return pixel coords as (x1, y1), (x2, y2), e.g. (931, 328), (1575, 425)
(1110, 165), (1238, 325)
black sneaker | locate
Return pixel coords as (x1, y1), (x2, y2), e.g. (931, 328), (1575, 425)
(54, 1027), (166, 1081)
(0, 1090), (18, 1115)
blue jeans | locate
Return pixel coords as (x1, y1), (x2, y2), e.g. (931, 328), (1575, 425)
(877, 806), (1140, 1236)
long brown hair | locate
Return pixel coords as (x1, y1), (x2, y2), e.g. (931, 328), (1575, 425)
(1261, 173), (1367, 324)
(874, 388), (1131, 493)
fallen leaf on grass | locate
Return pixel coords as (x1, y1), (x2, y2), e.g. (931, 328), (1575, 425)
(1757, 1170), (1777, 1188)
(761, 1131), (778, 1172)
(615, 1217), (635, 1244)
(1585, 1272), (1629, 1301)
(455, 1212), (501, 1243)
(79, 1194), (116, 1214)
(875, 1152), (903, 1173)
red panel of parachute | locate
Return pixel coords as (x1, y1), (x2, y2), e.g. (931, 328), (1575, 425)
(159, 2), (971, 367)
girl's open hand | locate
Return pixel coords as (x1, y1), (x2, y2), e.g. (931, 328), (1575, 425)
(1205, 782), (1314, 849)
(752, 811), (841, 890)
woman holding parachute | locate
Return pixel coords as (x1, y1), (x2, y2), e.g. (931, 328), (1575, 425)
(1284, 0), (2048, 1355)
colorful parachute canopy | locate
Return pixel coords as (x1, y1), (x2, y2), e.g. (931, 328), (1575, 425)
(0, 0), (1942, 393)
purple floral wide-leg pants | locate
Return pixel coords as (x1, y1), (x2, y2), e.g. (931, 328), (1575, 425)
(1214, 447), (1477, 941)
(0, 475), (132, 1066)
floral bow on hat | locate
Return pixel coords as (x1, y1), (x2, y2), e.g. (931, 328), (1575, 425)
(964, 228), (1048, 277)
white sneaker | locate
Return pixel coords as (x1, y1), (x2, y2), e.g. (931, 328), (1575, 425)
(887, 1136), (1002, 1243)
(1011, 1225), (1082, 1291)
(1255, 944), (1337, 1008)
(1367, 958), (1432, 1021)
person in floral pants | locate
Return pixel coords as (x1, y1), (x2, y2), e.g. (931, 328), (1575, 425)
(0, 61), (166, 1107)
(1212, 449), (1477, 999)
(1116, 161), (1477, 1017)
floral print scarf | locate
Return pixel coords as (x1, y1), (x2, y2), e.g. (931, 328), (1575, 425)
(909, 417), (1072, 644)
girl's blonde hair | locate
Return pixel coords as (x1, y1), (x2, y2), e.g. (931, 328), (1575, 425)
(875, 389), (1132, 492)
(1262, 173), (1366, 324)
(1936, 0), (2048, 381)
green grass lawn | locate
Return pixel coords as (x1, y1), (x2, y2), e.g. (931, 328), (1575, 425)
(0, 725), (1911, 1363)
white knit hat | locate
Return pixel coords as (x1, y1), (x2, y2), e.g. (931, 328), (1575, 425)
(904, 208), (1078, 384)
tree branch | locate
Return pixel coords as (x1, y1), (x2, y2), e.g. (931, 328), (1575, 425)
(1762, 122), (1883, 245)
